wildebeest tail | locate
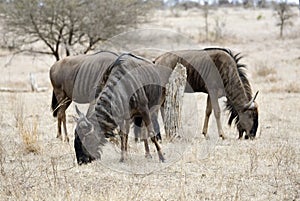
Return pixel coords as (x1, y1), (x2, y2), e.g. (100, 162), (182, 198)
(51, 91), (58, 117)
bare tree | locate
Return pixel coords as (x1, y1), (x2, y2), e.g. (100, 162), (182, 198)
(0, 0), (151, 60)
(273, 2), (295, 38)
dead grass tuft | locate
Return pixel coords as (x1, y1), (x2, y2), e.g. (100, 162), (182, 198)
(13, 96), (40, 154)
(285, 83), (300, 93)
(269, 85), (283, 93)
(270, 82), (300, 93)
(255, 66), (277, 77)
(19, 117), (40, 154)
(267, 75), (280, 83)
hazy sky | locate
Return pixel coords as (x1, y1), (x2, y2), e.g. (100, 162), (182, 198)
(166, 0), (299, 4)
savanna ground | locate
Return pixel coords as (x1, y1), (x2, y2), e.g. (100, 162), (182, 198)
(0, 7), (299, 201)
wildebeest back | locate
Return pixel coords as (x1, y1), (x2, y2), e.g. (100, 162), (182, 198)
(72, 51), (118, 103)
(155, 49), (226, 97)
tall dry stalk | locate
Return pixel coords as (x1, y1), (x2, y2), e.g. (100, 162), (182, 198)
(0, 140), (5, 176)
(13, 95), (24, 129)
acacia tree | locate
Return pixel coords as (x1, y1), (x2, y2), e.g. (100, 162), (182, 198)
(274, 2), (295, 38)
(0, 0), (151, 60)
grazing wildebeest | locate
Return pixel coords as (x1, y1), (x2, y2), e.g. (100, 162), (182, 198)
(74, 53), (166, 164)
(49, 51), (118, 142)
(154, 48), (259, 140)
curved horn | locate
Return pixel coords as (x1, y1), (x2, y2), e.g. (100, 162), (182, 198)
(75, 105), (84, 117)
(252, 91), (259, 102)
(244, 91), (259, 110)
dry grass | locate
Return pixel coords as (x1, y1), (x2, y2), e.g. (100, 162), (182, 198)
(19, 117), (40, 154)
(255, 66), (277, 77)
(13, 96), (40, 154)
(285, 83), (300, 93)
(270, 82), (300, 93)
(1, 93), (299, 200)
(254, 62), (280, 84)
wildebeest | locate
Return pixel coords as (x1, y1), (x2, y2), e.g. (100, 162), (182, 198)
(154, 48), (259, 140)
(74, 53), (166, 164)
(49, 51), (118, 142)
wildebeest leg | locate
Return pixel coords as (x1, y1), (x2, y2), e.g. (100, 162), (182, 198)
(133, 117), (143, 143)
(151, 112), (164, 162)
(237, 124), (244, 139)
(150, 136), (165, 162)
(139, 110), (153, 159)
(57, 108), (66, 141)
(57, 111), (63, 140)
(57, 100), (71, 142)
(134, 117), (155, 158)
(160, 103), (165, 123)
(141, 108), (165, 162)
(210, 94), (225, 139)
(53, 89), (71, 142)
(62, 101), (71, 142)
(143, 139), (152, 159)
(120, 121), (130, 162)
(120, 133), (126, 162)
(202, 95), (212, 138)
(152, 112), (162, 142)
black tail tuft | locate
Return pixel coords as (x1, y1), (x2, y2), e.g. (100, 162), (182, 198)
(51, 91), (58, 117)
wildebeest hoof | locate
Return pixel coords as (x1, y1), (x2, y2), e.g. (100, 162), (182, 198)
(145, 153), (152, 159)
(245, 135), (249, 140)
(64, 136), (69, 143)
(159, 156), (165, 163)
(57, 135), (63, 141)
(205, 135), (210, 140)
(134, 138), (139, 143)
(77, 157), (92, 165)
(119, 158), (125, 163)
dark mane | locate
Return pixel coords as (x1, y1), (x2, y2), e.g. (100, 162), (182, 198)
(217, 49), (253, 126)
(95, 52), (162, 136)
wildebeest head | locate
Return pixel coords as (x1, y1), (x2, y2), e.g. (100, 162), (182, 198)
(73, 105), (107, 165)
(237, 91), (259, 140)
